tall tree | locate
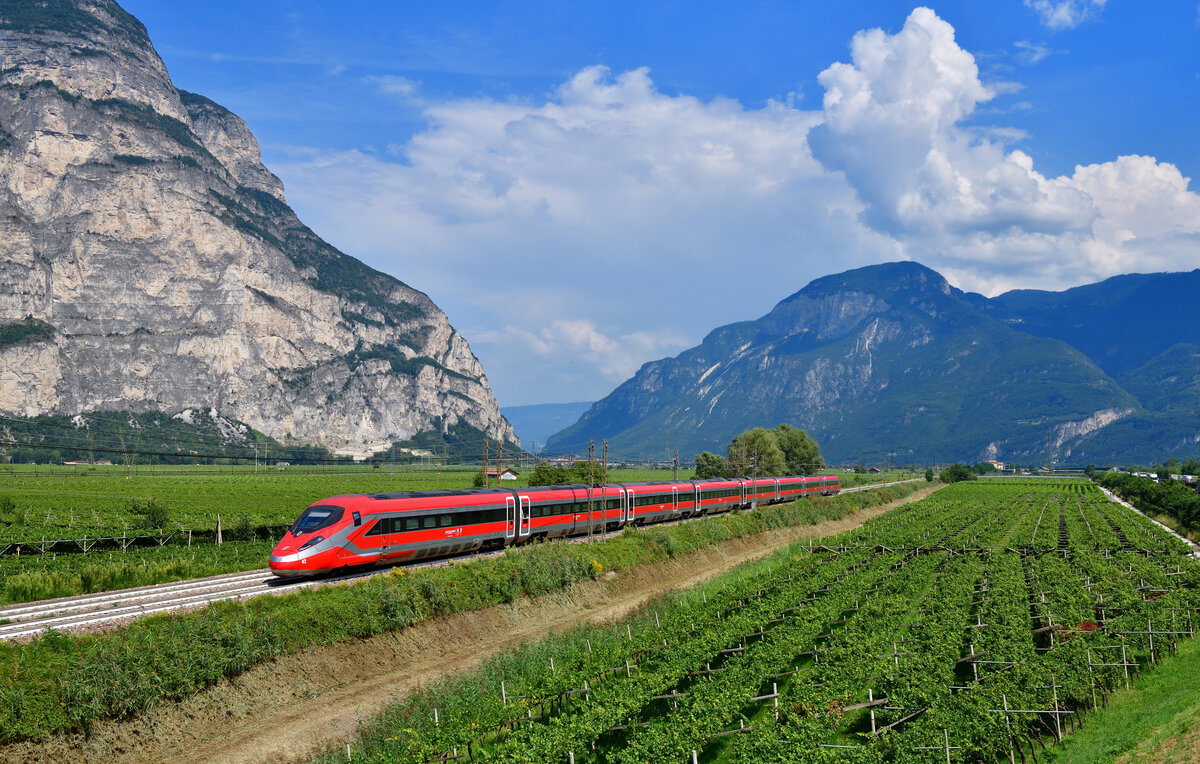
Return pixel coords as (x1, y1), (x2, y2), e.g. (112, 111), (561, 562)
(693, 451), (729, 479)
(773, 424), (823, 474)
(727, 428), (786, 477)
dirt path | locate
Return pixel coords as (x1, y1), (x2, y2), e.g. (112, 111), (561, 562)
(6, 485), (940, 764)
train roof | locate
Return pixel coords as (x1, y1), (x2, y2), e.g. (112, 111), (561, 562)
(365, 488), (511, 500)
(340, 474), (840, 504)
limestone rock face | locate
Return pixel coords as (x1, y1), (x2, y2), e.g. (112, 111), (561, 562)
(0, 0), (515, 448)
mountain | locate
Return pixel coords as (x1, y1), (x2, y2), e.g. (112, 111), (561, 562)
(501, 401), (593, 453)
(0, 1), (515, 450)
(986, 270), (1200, 378)
(981, 273), (1200, 462)
(546, 262), (1149, 464)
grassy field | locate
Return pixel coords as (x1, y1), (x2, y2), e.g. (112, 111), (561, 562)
(1045, 636), (1200, 763)
(0, 463), (493, 538)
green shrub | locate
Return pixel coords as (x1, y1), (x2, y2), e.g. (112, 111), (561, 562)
(0, 317), (54, 349)
(129, 499), (170, 530)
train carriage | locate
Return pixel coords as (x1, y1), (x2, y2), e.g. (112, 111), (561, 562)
(624, 481), (699, 525)
(270, 472), (842, 577)
(694, 479), (744, 514)
(523, 484), (627, 539)
(749, 478), (779, 505)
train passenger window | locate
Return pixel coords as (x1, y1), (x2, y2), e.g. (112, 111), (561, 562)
(422, 515), (436, 529)
(440, 514), (452, 527)
(405, 517), (419, 531)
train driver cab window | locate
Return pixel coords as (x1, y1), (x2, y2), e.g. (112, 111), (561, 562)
(289, 505), (344, 536)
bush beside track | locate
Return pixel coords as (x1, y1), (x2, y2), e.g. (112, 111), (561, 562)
(0, 483), (916, 743)
(1097, 471), (1200, 537)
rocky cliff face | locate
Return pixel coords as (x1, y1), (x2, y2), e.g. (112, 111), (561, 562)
(0, 0), (515, 448)
(547, 262), (1137, 463)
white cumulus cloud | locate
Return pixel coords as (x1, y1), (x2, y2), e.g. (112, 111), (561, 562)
(277, 65), (893, 403)
(808, 7), (1200, 293)
(1024, 0), (1107, 30)
(274, 6), (1200, 405)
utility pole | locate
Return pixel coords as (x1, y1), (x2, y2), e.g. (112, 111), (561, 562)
(484, 438), (489, 488)
(673, 449), (679, 481)
(601, 439), (609, 541)
(121, 433), (131, 481)
(254, 443), (259, 473)
(497, 439), (503, 485)
(587, 439), (595, 543)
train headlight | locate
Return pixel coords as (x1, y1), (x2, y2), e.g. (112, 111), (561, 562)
(298, 535), (325, 552)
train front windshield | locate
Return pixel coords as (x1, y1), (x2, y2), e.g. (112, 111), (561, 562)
(290, 505), (344, 536)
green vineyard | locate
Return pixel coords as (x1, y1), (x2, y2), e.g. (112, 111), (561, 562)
(329, 479), (1200, 763)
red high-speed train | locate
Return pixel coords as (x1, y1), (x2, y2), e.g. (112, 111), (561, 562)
(269, 474), (840, 577)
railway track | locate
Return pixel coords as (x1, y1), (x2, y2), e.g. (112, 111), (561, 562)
(0, 479), (920, 641)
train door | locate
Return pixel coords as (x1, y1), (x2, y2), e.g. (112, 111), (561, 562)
(353, 515), (386, 562)
(619, 487), (628, 525)
(379, 517), (390, 559)
(518, 495), (532, 539)
(672, 487), (680, 514)
(505, 496), (516, 542)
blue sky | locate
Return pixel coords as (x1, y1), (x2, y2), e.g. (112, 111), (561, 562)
(121, 1), (1200, 406)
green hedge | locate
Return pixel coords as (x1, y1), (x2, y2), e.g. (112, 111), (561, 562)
(1098, 472), (1200, 532)
(0, 483), (916, 742)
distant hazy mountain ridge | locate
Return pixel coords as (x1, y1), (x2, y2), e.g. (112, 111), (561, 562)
(501, 401), (593, 453)
(547, 262), (1197, 464)
(0, 0), (515, 449)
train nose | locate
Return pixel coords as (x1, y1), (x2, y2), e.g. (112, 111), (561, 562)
(269, 538), (306, 576)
